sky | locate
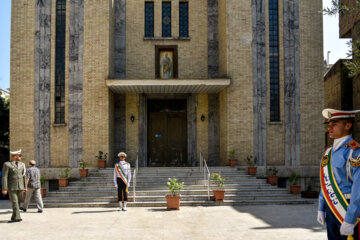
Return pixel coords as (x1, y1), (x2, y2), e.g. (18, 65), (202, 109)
(0, 0), (351, 91)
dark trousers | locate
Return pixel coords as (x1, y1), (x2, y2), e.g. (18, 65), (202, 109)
(116, 178), (128, 202)
(325, 203), (360, 240)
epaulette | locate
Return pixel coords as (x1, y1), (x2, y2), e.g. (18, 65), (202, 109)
(347, 140), (360, 150)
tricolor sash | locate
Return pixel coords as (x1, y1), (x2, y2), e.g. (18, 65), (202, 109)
(116, 164), (128, 186)
(320, 147), (359, 226)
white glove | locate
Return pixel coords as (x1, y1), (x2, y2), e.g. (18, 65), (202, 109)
(127, 183), (130, 188)
(340, 221), (354, 236)
(317, 211), (325, 226)
(115, 185), (118, 188)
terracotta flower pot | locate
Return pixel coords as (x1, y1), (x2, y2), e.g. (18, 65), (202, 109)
(213, 189), (225, 202)
(98, 160), (106, 168)
(228, 159), (238, 167)
(40, 188), (46, 198)
(247, 167), (257, 175)
(267, 176), (278, 185)
(290, 185), (301, 194)
(166, 194), (181, 210)
(58, 178), (69, 187)
(79, 169), (88, 178)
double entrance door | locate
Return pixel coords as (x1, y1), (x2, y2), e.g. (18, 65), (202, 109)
(147, 99), (187, 167)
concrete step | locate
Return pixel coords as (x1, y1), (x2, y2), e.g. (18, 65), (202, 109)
(48, 188), (290, 197)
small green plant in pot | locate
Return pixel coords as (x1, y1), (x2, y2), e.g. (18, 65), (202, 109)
(289, 171), (302, 194)
(266, 166), (278, 185)
(228, 148), (237, 167)
(58, 168), (70, 187)
(79, 160), (89, 178)
(301, 182), (319, 198)
(246, 155), (257, 175)
(96, 151), (107, 168)
(166, 177), (184, 210)
(40, 176), (47, 197)
(211, 172), (227, 201)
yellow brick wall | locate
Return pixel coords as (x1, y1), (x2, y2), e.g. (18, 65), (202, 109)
(126, 0), (208, 79)
(299, 1), (324, 165)
(10, 0), (35, 164)
(125, 94), (139, 164)
(50, 0), (69, 167)
(196, 93), (208, 161)
(82, 0), (111, 167)
(225, 0), (254, 165)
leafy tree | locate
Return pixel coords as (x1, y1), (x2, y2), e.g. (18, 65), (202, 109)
(0, 96), (9, 147)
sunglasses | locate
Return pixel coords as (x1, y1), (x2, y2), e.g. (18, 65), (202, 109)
(18, 154), (22, 157)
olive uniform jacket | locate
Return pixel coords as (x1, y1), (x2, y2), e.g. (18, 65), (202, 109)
(2, 161), (26, 191)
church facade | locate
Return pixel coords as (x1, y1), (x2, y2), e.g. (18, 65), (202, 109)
(10, 0), (324, 175)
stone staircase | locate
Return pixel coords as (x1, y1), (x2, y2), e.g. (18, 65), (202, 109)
(38, 167), (315, 208)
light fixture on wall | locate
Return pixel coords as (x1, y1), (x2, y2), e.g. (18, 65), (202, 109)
(201, 114), (205, 122)
(130, 114), (135, 123)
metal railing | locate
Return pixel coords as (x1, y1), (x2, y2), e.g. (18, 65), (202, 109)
(199, 152), (211, 200)
(132, 152), (138, 202)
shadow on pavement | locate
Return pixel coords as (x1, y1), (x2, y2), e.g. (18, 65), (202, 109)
(0, 211), (11, 215)
(147, 208), (168, 212)
(72, 210), (119, 214)
(232, 204), (325, 232)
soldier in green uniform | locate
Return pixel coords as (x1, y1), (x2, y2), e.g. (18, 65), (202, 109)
(1, 149), (27, 223)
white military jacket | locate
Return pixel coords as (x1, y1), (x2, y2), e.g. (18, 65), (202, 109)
(113, 161), (132, 187)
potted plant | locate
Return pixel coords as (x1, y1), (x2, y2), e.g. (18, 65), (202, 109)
(166, 177), (184, 210)
(58, 168), (70, 187)
(96, 151), (107, 168)
(40, 176), (47, 198)
(211, 172), (227, 201)
(245, 155), (257, 175)
(266, 167), (278, 185)
(228, 148), (237, 167)
(301, 183), (319, 198)
(289, 171), (302, 194)
(79, 160), (89, 178)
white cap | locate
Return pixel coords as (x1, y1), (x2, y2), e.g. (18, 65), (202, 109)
(322, 108), (360, 122)
(10, 149), (22, 155)
(118, 152), (127, 157)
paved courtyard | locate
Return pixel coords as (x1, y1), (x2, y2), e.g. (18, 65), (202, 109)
(0, 201), (326, 240)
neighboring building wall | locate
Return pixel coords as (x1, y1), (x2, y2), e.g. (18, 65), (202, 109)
(219, 89), (227, 165)
(125, 0), (208, 79)
(339, 1), (360, 140)
(10, 0), (36, 163)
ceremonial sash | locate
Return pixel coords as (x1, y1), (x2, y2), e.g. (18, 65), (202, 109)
(116, 164), (128, 185)
(320, 147), (359, 226)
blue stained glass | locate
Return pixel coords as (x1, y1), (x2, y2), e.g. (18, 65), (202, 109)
(145, 2), (154, 37)
(162, 2), (171, 37)
(269, 0), (279, 122)
(179, 2), (188, 37)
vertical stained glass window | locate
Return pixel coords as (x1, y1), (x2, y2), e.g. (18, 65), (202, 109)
(55, 0), (66, 124)
(269, 0), (280, 122)
(162, 2), (171, 37)
(145, 2), (154, 37)
(179, 2), (188, 38)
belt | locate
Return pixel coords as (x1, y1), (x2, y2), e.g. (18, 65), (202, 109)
(344, 193), (351, 199)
